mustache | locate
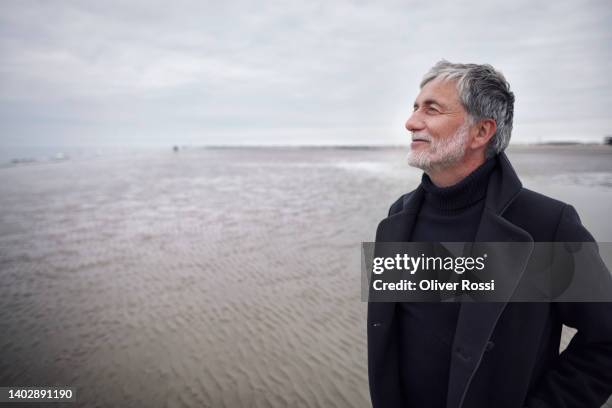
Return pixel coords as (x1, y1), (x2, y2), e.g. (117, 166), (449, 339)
(411, 132), (432, 142)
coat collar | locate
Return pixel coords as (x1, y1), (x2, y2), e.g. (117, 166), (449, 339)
(370, 152), (535, 408)
(374, 152), (526, 241)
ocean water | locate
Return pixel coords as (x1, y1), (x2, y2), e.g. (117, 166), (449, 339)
(0, 145), (611, 407)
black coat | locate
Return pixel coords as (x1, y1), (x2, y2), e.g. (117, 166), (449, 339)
(368, 152), (612, 408)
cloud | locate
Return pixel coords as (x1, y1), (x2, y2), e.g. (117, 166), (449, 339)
(0, 0), (611, 146)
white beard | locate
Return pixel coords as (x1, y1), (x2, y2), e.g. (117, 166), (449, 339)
(407, 121), (471, 172)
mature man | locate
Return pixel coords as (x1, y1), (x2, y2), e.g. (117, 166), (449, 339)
(368, 61), (612, 408)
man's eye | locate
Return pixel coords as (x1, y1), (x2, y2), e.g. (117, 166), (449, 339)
(427, 108), (439, 114)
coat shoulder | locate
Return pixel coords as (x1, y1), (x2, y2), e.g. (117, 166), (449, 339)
(509, 187), (567, 213)
(504, 188), (592, 242)
(388, 191), (414, 216)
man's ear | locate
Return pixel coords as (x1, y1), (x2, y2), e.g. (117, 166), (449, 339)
(470, 118), (497, 149)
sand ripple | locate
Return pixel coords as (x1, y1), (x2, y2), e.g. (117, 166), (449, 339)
(1, 147), (611, 407)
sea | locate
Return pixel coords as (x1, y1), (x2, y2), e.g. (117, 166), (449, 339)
(1, 145), (611, 407)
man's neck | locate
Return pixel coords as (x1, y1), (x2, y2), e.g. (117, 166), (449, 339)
(426, 155), (487, 188)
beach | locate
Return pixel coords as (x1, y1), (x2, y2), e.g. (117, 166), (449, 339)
(1, 145), (611, 407)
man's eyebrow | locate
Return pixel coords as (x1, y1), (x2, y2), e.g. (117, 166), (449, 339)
(413, 99), (447, 109)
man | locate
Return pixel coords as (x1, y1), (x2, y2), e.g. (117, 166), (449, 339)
(368, 60), (612, 408)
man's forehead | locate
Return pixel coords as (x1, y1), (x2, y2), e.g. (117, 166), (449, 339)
(414, 78), (461, 108)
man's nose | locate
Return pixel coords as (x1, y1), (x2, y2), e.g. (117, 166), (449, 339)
(405, 111), (425, 132)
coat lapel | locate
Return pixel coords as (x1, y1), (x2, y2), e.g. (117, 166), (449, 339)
(368, 187), (424, 325)
(446, 153), (535, 408)
(367, 186), (425, 404)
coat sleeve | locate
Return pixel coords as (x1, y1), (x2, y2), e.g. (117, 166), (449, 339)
(525, 205), (612, 408)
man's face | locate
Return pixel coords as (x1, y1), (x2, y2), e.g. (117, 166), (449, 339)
(405, 78), (472, 171)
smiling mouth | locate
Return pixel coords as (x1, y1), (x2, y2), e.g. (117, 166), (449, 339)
(412, 138), (430, 143)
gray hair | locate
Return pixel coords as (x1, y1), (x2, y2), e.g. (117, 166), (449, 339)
(420, 60), (515, 158)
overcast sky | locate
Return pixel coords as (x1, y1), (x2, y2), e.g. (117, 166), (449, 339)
(1, 0), (611, 148)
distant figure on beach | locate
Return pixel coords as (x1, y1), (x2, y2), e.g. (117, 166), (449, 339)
(173, 145), (179, 152)
(368, 61), (612, 407)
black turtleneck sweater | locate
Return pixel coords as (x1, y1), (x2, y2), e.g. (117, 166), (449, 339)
(398, 157), (497, 408)
(412, 156), (496, 241)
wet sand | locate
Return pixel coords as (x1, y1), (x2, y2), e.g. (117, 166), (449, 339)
(0, 145), (611, 407)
